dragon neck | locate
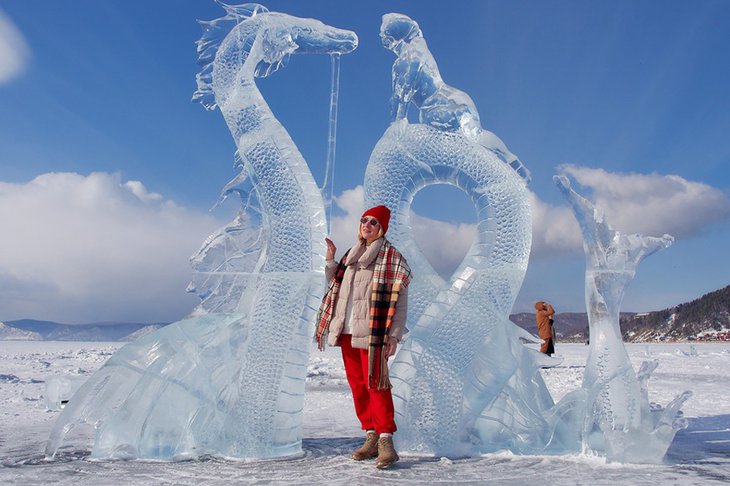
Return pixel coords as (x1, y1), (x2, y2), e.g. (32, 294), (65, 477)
(219, 80), (277, 146)
(218, 78), (325, 272)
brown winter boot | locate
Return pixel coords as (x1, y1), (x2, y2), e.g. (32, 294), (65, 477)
(375, 435), (399, 469)
(351, 431), (379, 460)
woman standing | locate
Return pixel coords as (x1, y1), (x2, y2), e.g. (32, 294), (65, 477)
(315, 205), (411, 469)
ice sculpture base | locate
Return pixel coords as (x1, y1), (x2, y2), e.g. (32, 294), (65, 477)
(47, 271), (324, 461)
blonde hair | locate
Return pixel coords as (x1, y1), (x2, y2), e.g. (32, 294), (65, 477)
(358, 226), (384, 242)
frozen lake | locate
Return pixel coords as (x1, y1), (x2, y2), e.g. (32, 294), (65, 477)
(1, 341), (728, 485)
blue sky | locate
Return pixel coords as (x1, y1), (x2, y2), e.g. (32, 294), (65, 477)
(0, 0), (728, 324)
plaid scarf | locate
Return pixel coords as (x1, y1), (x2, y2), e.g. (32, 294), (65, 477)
(315, 239), (411, 390)
(315, 249), (350, 351)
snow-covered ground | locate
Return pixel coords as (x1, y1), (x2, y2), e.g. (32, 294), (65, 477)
(1, 342), (728, 485)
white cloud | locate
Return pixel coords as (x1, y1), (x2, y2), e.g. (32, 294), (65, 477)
(410, 213), (476, 278)
(529, 191), (582, 257)
(327, 166), (730, 268)
(328, 185), (365, 250)
(0, 172), (221, 323)
(0, 10), (30, 84)
(528, 166), (730, 258)
(558, 164), (730, 239)
(13, 170), (719, 323)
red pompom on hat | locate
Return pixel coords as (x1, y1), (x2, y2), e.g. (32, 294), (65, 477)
(362, 205), (391, 234)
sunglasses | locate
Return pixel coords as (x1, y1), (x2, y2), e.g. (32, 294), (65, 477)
(360, 217), (380, 227)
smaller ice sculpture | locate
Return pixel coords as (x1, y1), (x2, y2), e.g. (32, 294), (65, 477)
(554, 174), (691, 463)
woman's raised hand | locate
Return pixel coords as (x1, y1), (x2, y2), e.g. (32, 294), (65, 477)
(325, 237), (337, 261)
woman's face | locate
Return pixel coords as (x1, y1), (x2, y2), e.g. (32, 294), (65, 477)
(360, 216), (381, 242)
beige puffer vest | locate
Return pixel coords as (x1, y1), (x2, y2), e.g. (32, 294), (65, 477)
(325, 238), (409, 349)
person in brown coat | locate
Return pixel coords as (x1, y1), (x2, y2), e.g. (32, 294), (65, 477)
(535, 301), (556, 356)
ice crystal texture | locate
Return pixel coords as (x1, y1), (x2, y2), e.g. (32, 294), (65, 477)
(45, 3), (357, 460)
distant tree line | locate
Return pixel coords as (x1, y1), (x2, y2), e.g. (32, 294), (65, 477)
(620, 284), (730, 340)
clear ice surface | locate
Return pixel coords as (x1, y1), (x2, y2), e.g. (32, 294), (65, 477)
(45, 3), (357, 460)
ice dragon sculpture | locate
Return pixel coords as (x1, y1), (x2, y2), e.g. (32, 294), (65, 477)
(366, 13), (688, 463)
(554, 175), (691, 463)
(46, 4), (357, 460)
(365, 13), (556, 457)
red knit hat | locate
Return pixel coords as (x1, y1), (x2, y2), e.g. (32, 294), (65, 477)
(362, 205), (391, 234)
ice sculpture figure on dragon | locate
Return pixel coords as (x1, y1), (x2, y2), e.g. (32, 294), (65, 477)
(45, 3), (357, 461)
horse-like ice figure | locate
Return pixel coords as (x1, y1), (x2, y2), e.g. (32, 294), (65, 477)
(554, 175), (691, 463)
(366, 13), (556, 457)
(45, 3), (357, 460)
(381, 13), (530, 183)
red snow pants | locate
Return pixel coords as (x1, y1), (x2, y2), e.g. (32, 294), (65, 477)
(340, 334), (397, 435)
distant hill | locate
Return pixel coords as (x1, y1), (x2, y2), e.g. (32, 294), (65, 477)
(2, 319), (169, 342)
(0, 322), (42, 341)
(619, 285), (730, 342)
(510, 284), (730, 343)
(120, 324), (168, 341)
